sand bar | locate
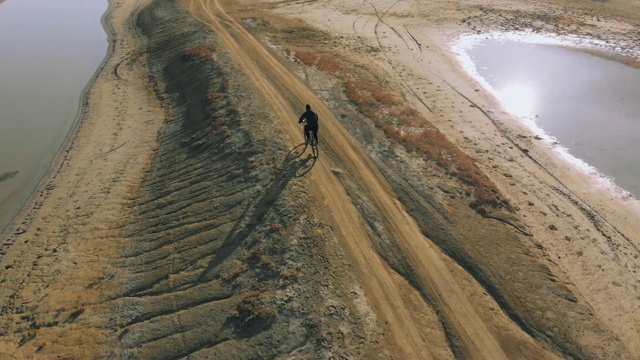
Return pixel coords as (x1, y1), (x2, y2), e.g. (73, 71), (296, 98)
(0, 0), (639, 357)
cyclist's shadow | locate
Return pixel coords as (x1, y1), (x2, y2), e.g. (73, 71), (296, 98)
(285, 142), (318, 177)
(196, 142), (317, 284)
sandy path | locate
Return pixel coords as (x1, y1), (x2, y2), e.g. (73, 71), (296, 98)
(185, 0), (518, 358)
(0, 0), (165, 356)
(0, 0), (636, 356)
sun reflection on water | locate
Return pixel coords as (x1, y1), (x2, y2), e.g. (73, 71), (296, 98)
(497, 82), (536, 118)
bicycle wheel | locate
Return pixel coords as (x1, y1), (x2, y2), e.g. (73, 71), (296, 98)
(303, 128), (310, 146)
(310, 137), (318, 158)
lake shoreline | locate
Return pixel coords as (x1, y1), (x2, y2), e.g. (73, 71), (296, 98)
(0, 0), (166, 353)
(454, 33), (640, 202)
(0, 0), (112, 233)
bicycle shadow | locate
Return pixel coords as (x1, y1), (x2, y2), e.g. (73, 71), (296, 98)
(286, 143), (307, 159)
(197, 143), (319, 283)
(285, 142), (318, 177)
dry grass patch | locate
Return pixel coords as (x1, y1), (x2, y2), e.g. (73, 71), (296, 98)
(286, 47), (510, 213)
(230, 290), (276, 331)
(291, 49), (341, 73)
(222, 260), (249, 281)
(207, 92), (225, 108)
(344, 80), (510, 214)
(183, 45), (215, 60)
(316, 56), (341, 73)
(294, 51), (318, 66)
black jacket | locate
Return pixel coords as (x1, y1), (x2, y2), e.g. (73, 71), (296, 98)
(299, 110), (319, 128)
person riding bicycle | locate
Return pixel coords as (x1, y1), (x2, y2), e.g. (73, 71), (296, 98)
(298, 104), (319, 148)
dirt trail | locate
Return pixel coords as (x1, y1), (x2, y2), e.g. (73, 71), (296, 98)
(186, 0), (510, 358)
(0, 0), (636, 356)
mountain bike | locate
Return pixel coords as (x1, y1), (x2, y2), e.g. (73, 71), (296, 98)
(302, 122), (318, 158)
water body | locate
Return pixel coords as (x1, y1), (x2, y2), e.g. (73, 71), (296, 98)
(459, 37), (640, 198)
(0, 0), (108, 230)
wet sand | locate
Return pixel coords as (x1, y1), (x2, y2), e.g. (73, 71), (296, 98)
(0, 0), (639, 357)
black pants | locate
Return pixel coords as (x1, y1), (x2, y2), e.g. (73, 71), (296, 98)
(304, 124), (318, 144)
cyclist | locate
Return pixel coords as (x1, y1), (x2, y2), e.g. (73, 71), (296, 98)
(298, 104), (319, 148)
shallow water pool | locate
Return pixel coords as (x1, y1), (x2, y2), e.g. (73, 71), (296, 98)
(462, 38), (640, 197)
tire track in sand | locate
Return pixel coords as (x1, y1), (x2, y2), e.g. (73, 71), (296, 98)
(186, 0), (508, 358)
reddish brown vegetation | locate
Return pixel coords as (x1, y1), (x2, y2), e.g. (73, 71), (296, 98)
(248, 251), (277, 271)
(207, 92), (225, 108)
(281, 269), (301, 280)
(293, 50), (341, 73)
(231, 291), (276, 326)
(345, 80), (403, 107)
(222, 263), (248, 281)
(294, 51), (318, 66)
(344, 80), (509, 213)
(288, 47), (509, 212)
(183, 45), (215, 60)
(316, 57), (341, 73)
(266, 223), (284, 234)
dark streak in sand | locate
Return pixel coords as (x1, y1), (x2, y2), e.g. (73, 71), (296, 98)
(0, 171), (18, 183)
